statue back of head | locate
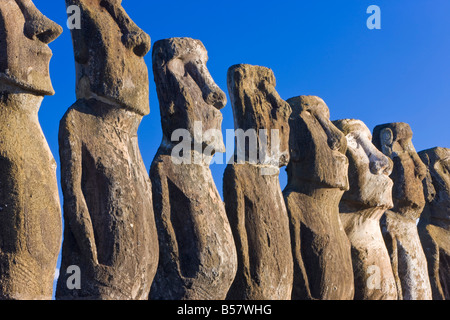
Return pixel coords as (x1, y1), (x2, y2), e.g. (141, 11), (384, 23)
(0, 0), (62, 95)
(65, 0), (151, 115)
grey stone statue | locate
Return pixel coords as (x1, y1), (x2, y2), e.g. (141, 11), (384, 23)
(224, 64), (293, 300)
(283, 96), (354, 300)
(56, 0), (158, 300)
(334, 119), (397, 300)
(149, 38), (237, 300)
(0, 0), (62, 300)
(418, 147), (450, 300)
(373, 123), (432, 300)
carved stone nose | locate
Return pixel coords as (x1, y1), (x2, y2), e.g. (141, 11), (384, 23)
(24, 12), (62, 44)
(204, 88), (227, 110)
(123, 30), (151, 57)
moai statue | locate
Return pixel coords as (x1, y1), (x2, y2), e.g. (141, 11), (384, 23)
(149, 38), (237, 300)
(418, 147), (450, 300)
(283, 96), (354, 300)
(223, 64), (293, 300)
(334, 119), (397, 300)
(56, 0), (158, 300)
(0, 0), (62, 300)
(373, 123), (432, 300)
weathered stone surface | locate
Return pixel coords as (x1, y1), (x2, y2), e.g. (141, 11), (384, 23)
(223, 64), (293, 300)
(334, 119), (397, 300)
(373, 123), (432, 300)
(56, 0), (158, 300)
(283, 96), (354, 300)
(149, 38), (237, 300)
(418, 147), (450, 300)
(0, 0), (62, 300)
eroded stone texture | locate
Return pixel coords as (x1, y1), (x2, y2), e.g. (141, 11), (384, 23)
(373, 123), (432, 300)
(0, 0), (62, 300)
(223, 64), (293, 300)
(56, 0), (158, 300)
(334, 119), (397, 300)
(418, 147), (450, 300)
(149, 38), (237, 300)
(283, 96), (354, 300)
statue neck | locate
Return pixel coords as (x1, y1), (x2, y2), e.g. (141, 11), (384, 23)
(287, 181), (345, 209)
(0, 86), (43, 116)
(82, 98), (142, 134)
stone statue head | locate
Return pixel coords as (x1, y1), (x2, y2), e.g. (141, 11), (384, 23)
(373, 123), (427, 218)
(286, 96), (349, 190)
(65, 0), (151, 115)
(334, 119), (394, 210)
(227, 64), (291, 167)
(152, 37), (227, 154)
(419, 147), (450, 222)
(0, 0), (62, 95)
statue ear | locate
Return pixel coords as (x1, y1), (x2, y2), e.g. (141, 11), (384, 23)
(380, 128), (394, 157)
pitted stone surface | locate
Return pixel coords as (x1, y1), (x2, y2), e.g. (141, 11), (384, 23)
(149, 38), (237, 300)
(224, 64), (293, 300)
(373, 122), (432, 300)
(0, 0), (63, 300)
(56, 0), (158, 300)
(283, 96), (354, 300)
(418, 147), (450, 300)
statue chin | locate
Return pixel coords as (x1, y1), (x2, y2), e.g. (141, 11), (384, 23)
(0, 72), (55, 96)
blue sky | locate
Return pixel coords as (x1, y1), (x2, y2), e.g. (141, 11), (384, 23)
(34, 0), (449, 291)
(35, 0), (450, 196)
